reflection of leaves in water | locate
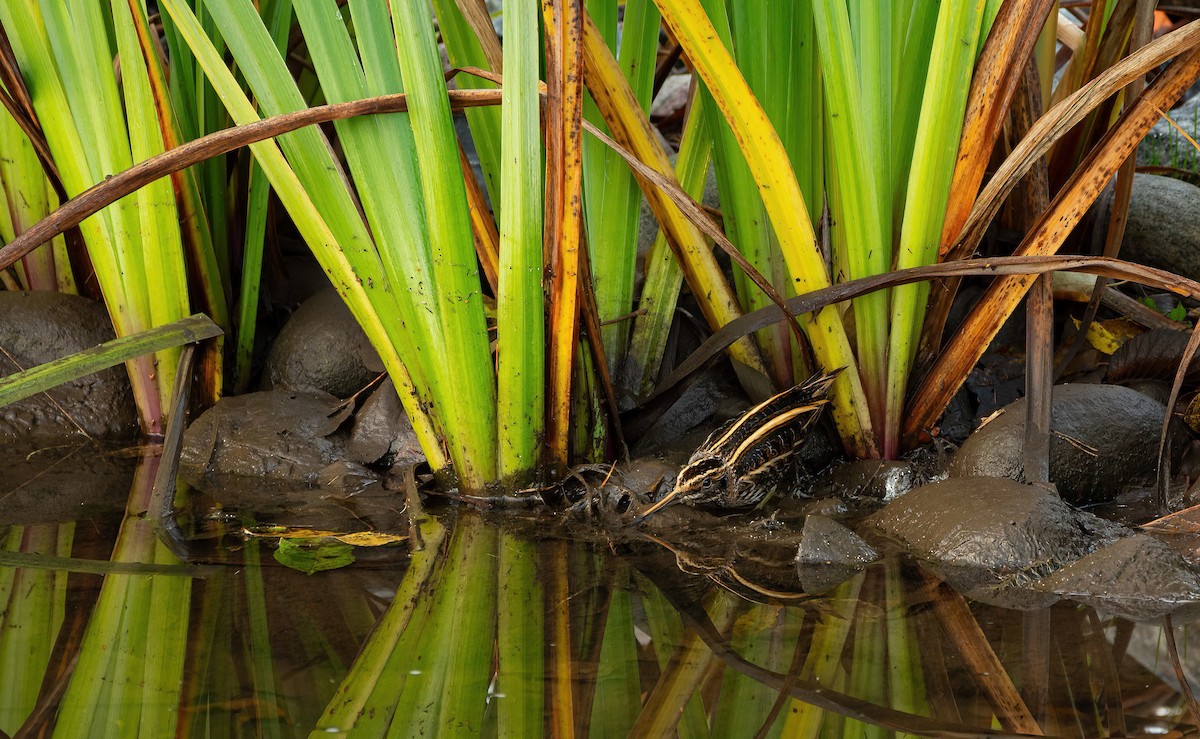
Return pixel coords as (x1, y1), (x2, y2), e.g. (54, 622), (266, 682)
(273, 537), (355, 574)
(28, 502), (1195, 737)
(243, 525), (406, 547)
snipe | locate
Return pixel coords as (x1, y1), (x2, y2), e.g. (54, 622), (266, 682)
(636, 368), (841, 520)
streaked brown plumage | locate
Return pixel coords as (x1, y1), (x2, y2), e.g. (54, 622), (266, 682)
(637, 369), (841, 519)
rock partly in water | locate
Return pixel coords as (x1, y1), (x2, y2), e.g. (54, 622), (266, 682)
(1119, 174), (1200, 282)
(949, 383), (1166, 505)
(0, 291), (136, 440)
(864, 477), (1131, 609)
(346, 379), (425, 467)
(314, 460), (383, 495)
(796, 515), (879, 594)
(180, 390), (357, 490)
(262, 289), (383, 398)
(1030, 533), (1200, 621)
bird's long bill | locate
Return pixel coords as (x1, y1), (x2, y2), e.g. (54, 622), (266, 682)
(634, 487), (682, 522)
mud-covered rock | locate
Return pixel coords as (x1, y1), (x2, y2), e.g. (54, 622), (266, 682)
(347, 379), (425, 467)
(180, 390), (357, 490)
(796, 515), (879, 594)
(864, 477), (1131, 609)
(0, 291), (136, 440)
(949, 384), (1166, 505)
(262, 289), (383, 398)
(801, 496), (851, 519)
(797, 515), (878, 566)
(1030, 533), (1200, 621)
(314, 460), (382, 494)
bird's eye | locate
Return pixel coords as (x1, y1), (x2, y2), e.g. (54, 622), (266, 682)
(701, 478), (713, 489)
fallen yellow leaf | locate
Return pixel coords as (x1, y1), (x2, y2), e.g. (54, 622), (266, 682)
(1073, 317), (1140, 355)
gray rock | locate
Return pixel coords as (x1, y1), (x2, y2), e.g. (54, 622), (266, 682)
(1030, 533), (1200, 621)
(315, 460), (382, 494)
(801, 496), (850, 519)
(263, 288), (383, 398)
(180, 389), (357, 490)
(650, 73), (691, 120)
(0, 291), (136, 440)
(949, 383), (1166, 505)
(864, 477), (1131, 609)
(797, 515), (878, 567)
(1119, 174), (1200, 282)
(347, 379), (425, 466)
(280, 249), (335, 305)
(796, 515), (878, 594)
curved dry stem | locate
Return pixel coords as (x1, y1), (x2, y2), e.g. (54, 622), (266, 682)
(0, 88), (503, 270)
(646, 254), (1200, 404)
(905, 43), (1200, 447)
(947, 19), (1200, 262)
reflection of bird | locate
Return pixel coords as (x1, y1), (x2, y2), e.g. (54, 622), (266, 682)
(636, 369), (841, 519)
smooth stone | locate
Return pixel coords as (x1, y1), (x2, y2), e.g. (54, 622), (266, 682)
(949, 383), (1166, 505)
(797, 515), (879, 567)
(180, 389), (356, 490)
(801, 496), (850, 520)
(262, 288), (383, 398)
(1119, 174), (1200, 282)
(650, 73), (691, 121)
(796, 515), (879, 595)
(279, 248), (336, 305)
(347, 378), (425, 467)
(1030, 533), (1200, 622)
(864, 477), (1130, 609)
(0, 291), (136, 440)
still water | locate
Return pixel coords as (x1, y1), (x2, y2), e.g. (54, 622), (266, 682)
(0, 450), (1197, 738)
